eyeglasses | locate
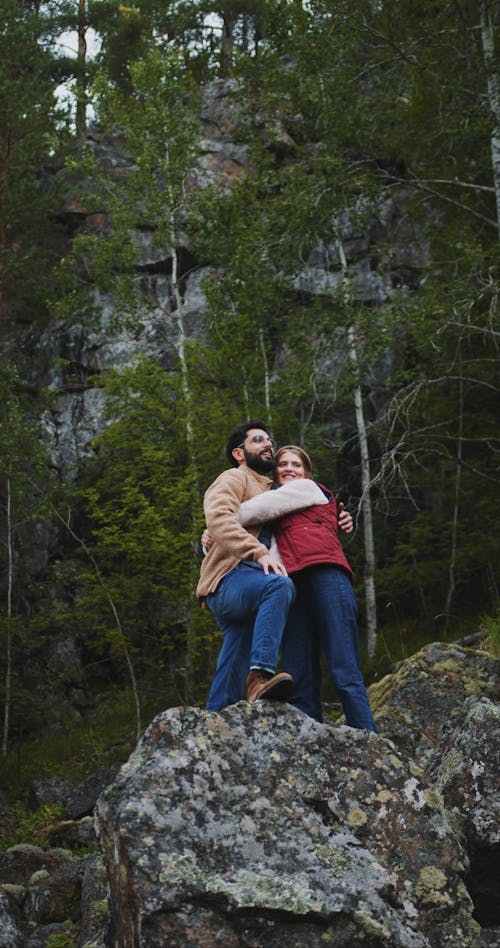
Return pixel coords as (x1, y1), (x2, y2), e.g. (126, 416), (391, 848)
(238, 435), (274, 448)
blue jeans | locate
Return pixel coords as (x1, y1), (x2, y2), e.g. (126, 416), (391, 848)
(205, 562), (296, 711)
(282, 565), (377, 732)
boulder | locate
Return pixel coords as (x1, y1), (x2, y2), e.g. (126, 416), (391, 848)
(79, 854), (110, 948)
(26, 777), (76, 814)
(21, 856), (84, 926)
(66, 762), (122, 820)
(96, 703), (479, 947)
(48, 815), (98, 851)
(26, 762), (122, 821)
(427, 695), (500, 927)
(2, 643), (497, 946)
(0, 845), (74, 887)
(0, 848), (109, 948)
(369, 642), (499, 768)
(0, 890), (22, 948)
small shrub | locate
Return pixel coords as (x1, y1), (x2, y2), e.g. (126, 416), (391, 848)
(480, 610), (500, 657)
(46, 931), (78, 948)
(0, 802), (66, 850)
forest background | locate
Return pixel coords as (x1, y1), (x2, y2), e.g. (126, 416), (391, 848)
(1, 0), (499, 797)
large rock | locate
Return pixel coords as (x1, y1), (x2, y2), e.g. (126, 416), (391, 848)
(26, 762), (122, 820)
(96, 703), (479, 947)
(369, 642), (500, 767)
(0, 890), (22, 947)
(0, 845), (75, 887)
(427, 695), (500, 927)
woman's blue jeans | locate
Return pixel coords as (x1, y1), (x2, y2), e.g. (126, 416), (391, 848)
(205, 562), (296, 711)
(282, 565), (377, 732)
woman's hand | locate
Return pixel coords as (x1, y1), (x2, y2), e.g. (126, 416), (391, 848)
(338, 502), (353, 534)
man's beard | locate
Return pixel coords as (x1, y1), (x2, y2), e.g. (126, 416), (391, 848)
(244, 449), (276, 475)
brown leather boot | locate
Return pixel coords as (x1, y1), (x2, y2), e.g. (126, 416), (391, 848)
(246, 669), (294, 702)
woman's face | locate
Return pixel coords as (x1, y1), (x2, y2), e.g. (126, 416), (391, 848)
(276, 450), (306, 485)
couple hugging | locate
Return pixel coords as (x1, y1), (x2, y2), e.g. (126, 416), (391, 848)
(197, 419), (377, 732)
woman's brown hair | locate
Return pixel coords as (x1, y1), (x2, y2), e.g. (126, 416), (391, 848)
(275, 445), (313, 478)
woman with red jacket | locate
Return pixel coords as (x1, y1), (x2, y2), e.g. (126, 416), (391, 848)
(238, 445), (377, 731)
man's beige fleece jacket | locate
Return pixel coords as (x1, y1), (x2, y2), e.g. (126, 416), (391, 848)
(196, 465), (273, 599)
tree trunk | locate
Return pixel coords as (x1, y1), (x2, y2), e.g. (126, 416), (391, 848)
(221, 11), (236, 75)
(347, 326), (378, 661)
(171, 245), (196, 456)
(164, 145), (203, 699)
(0, 125), (11, 324)
(258, 327), (273, 430)
(444, 368), (464, 629)
(165, 243), (201, 701)
(75, 0), (87, 136)
(337, 238), (378, 661)
(2, 477), (12, 757)
(480, 0), (500, 234)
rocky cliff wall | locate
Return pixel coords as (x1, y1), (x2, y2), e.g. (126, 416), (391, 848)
(13, 79), (429, 477)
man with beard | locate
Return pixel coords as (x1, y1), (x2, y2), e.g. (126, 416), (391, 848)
(197, 420), (297, 709)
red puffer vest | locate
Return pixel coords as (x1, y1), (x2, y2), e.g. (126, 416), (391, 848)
(273, 483), (354, 581)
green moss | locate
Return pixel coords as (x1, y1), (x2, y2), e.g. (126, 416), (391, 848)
(353, 911), (391, 940)
(45, 931), (78, 948)
(433, 658), (463, 674)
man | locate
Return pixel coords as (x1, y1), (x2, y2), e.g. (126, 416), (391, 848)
(197, 420), (297, 709)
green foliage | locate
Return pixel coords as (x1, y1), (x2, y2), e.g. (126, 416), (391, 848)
(0, 801), (66, 850)
(4, 0), (499, 772)
(0, 0), (69, 325)
(45, 933), (77, 948)
(56, 43), (201, 329)
(51, 44), (224, 705)
(67, 359), (215, 698)
(480, 610), (500, 658)
(0, 363), (52, 496)
(0, 363), (57, 753)
(90, 0), (218, 90)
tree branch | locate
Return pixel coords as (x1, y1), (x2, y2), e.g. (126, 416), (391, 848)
(380, 171), (498, 229)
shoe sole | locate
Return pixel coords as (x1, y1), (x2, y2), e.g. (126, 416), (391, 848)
(254, 678), (294, 701)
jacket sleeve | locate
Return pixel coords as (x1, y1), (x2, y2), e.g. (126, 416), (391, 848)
(204, 469), (270, 562)
(237, 479), (328, 526)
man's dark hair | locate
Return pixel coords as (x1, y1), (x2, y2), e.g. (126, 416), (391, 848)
(226, 419), (272, 467)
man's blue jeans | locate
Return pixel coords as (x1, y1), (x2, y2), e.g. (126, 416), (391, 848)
(282, 565), (377, 732)
(206, 562), (296, 711)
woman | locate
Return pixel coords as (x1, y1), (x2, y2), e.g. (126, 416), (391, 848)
(237, 445), (377, 732)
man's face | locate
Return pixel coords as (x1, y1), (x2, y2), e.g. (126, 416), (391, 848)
(234, 428), (276, 474)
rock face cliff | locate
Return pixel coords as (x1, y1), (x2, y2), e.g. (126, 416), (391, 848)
(20, 79), (428, 477)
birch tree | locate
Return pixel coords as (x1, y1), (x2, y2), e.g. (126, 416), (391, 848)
(479, 0), (500, 229)
(2, 476), (13, 758)
(337, 240), (378, 660)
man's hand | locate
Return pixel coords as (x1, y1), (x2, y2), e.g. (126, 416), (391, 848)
(257, 553), (288, 576)
(201, 528), (214, 552)
(338, 502), (353, 535)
